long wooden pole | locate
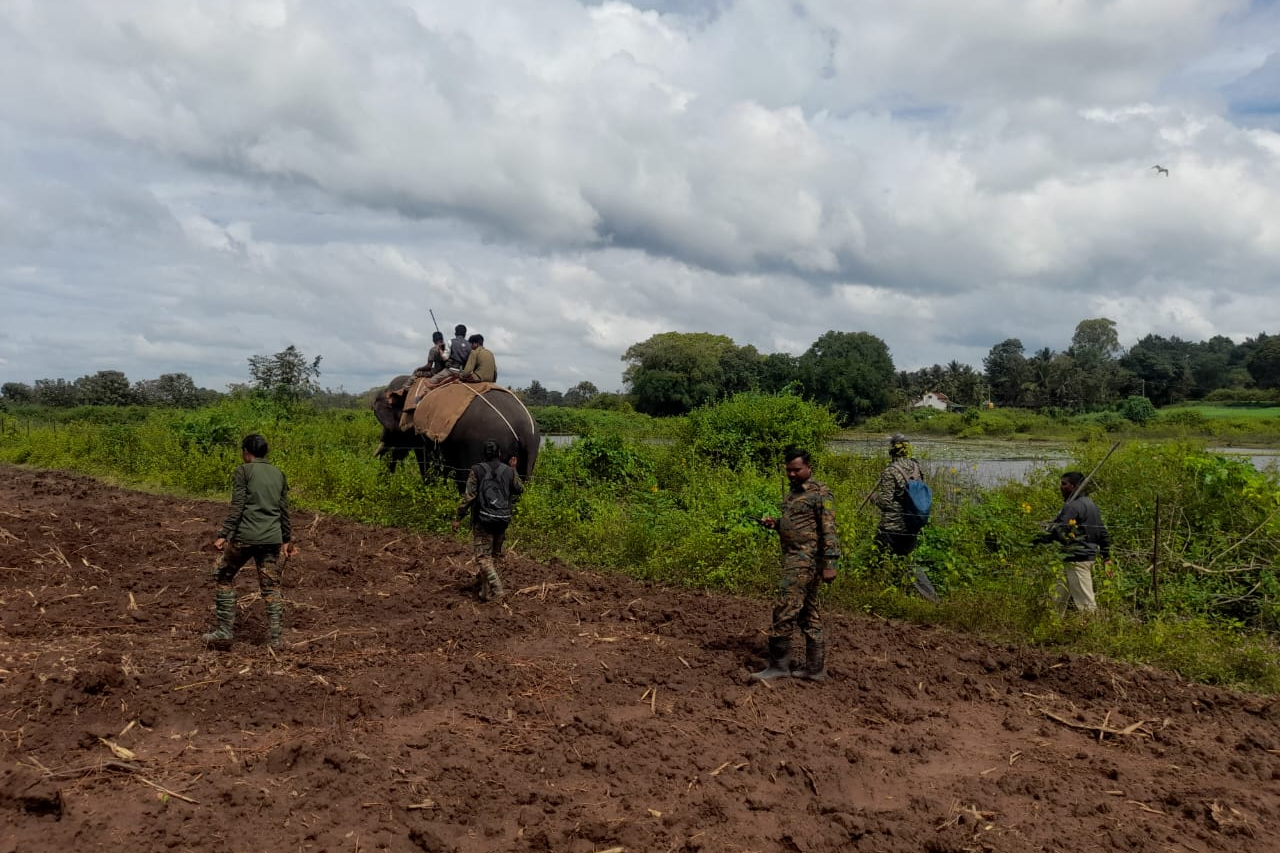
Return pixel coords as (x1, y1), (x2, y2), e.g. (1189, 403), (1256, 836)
(1066, 441), (1122, 502)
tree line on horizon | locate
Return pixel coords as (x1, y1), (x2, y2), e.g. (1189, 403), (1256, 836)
(577, 320), (1280, 422)
(5, 324), (1280, 422)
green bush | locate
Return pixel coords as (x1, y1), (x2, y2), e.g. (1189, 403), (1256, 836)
(680, 392), (840, 471)
(1119, 396), (1157, 424)
(5, 404), (1280, 691)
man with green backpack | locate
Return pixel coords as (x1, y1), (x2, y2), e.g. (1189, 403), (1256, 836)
(871, 434), (939, 603)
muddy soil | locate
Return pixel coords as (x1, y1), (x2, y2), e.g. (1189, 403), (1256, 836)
(1, 465), (1277, 853)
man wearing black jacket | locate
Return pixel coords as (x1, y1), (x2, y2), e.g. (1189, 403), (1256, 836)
(1037, 471), (1112, 614)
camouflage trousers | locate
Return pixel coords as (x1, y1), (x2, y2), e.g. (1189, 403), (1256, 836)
(471, 522), (508, 600)
(214, 543), (283, 606)
(874, 528), (939, 603)
(765, 551), (823, 645)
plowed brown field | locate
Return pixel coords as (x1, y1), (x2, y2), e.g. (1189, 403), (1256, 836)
(1, 465), (1277, 853)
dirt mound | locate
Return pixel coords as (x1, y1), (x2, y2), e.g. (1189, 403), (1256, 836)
(1, 465), (1277, 852)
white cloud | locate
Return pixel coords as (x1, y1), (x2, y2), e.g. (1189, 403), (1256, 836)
(2, 0), (1280, 399)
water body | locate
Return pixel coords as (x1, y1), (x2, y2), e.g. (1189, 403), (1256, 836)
(544, 435), (1279, 487)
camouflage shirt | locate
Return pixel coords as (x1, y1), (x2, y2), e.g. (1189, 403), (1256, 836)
(872, 457), (924, 534)
(777, 478), (841, 561)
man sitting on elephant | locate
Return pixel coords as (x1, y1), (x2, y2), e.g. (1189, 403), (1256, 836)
(414, 331), (449, 378)
(460, 333), (497, 383)
(448, 324), (471, 370)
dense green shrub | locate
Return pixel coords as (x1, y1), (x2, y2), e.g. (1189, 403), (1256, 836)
(1119, 396), (1157, 424)
(679, 392), (840, 471)
(4, 403), (1280, 691)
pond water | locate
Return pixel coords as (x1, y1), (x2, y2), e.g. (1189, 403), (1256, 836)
(543, 434), (1280, 487)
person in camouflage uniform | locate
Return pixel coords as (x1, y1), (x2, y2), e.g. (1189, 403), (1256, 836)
(871, 433), (940, 603)
(204, 434), (296, 648)
(752, 448), (841, 682)
(453, 439), (523, 601)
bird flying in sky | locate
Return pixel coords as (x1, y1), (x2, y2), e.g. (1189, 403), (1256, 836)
(1151, 164), (1169, 176)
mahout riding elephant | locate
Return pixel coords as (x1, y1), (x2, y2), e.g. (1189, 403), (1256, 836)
(372, 375), (540, 488)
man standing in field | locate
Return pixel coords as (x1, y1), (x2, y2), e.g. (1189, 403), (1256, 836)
(752, 448), (841, 682)
(453, 439), (523, 601)
(871, 433), (940, 603)
(204, 434), (296, 648)
(1037, 471), (1112, 614)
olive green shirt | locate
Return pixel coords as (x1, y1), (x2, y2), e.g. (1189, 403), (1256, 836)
(219, 459), (291, 545)
(460, 346), (497, 383)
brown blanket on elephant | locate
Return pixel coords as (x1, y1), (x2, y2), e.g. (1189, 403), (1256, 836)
(411, 382), (512, 443)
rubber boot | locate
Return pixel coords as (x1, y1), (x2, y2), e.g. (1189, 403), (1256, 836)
(750, 637), (792, 682)
(913, 566), (941, 604)
(202, 590), (236, 644)
(795, 637), (827, 682)
(475, 569), (492, 602)
(484, 561), (505, 600)
(266, 600), (284, 648)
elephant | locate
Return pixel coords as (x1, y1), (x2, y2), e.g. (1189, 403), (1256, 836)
(372, 375), (540, 487)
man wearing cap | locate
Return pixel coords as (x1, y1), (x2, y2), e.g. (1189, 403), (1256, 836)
(871, 434), (940, 603)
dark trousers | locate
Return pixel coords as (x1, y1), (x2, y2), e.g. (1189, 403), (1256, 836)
(874, 528), (939, 603)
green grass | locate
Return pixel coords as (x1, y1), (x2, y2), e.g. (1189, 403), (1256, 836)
(1169, 404), (1280, 420)
(4, 396), (1280, 693)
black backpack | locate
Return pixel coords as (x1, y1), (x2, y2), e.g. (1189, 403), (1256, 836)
(473, 461), (512, 525)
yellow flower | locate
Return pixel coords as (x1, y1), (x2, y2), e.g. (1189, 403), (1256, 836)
(1068, 518), (1077, 525)
(1021, 502), (1032, 514)
(949, 466), (957, 474)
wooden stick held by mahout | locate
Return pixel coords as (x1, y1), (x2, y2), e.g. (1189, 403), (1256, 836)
(1066, 441), (1121, 503)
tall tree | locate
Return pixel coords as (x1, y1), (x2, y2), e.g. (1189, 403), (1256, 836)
(563, 381), (600, 407)
(758, 352), (800, 394)
(1068, 318), (1124, 406)
(1189, 335), (1238, 398)
(1246, 335), (1280, 390)
(1, 382), (33, 403)
(133, 373), (202, 407)
(1120, 335), (1193, 405)
(247, 345), (322, 404)
(797, 330), (895, 422)
(623, 332), (754, 416)
(32, 378), (80, 407)
(75, 370), (134, 406)
(983, 338), (1030, 407)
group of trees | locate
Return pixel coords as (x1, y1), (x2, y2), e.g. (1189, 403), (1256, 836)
(982, 322), (1280, 409)
(7, 326), (1280, 422)
(2, 371), (219, 408)
(618, 330), (896, 422)
(0, 346), (344, 410)
(615, 321), (1280, 423)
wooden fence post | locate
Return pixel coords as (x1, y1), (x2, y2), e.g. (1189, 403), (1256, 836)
(1150, 494), (1161, 609)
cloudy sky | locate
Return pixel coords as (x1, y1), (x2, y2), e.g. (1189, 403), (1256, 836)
(3, 0), (1279, 395)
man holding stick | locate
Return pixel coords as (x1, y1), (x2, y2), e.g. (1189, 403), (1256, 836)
(1036, 471), (1112, 614)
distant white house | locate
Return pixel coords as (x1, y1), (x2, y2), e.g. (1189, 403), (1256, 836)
(912, 391), (950, 411)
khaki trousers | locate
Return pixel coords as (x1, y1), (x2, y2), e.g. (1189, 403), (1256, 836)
(1056, 559), (1097, 614)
